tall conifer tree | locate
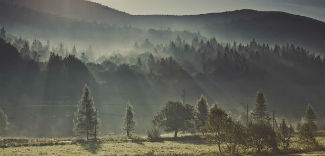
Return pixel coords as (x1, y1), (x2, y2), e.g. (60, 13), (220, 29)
(124, 101), (135, 138)
(73, 84), (99, 140)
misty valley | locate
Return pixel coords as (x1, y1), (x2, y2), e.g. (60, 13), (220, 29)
(0, 0), (324, 156)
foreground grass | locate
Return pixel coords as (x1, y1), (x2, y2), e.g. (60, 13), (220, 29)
(0, 141), (216, 156)
(0, 135), (324, 156)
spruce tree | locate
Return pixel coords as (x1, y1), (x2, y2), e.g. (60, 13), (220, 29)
(249, 90), (278, 152)
(196, 94), (208, 131)
(124, 101), (135, 138)
(252, 90), (270, 122)
(303, 104), (317, 132)
(0, 107), (9, 136)
(73, 84), (99, 140)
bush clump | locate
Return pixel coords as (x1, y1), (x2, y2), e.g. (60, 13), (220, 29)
(147, 127), (161, 141)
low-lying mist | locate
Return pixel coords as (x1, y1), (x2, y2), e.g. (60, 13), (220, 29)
(0, 28), (324, 137)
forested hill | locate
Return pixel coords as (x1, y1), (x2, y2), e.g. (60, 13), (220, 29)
(0, 0), (324, 138)
(0, 32), (324, 137)
(0, 0), (324, 54)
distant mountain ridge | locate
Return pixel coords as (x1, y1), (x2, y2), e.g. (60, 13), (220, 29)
(0, 0), (324, 54)
(1, 0), (129, 20)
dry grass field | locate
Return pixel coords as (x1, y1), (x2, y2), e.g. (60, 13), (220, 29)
(0, 134), (324, 156)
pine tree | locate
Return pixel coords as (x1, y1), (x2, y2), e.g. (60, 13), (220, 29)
(73, 84), (99, 140)
(71, 45), (77, 56)
(147, 53), (155, 74)
(0, 26), (6, 39)
(0, 107), (9, 136)
(303, 104), (317, 132)
(124, 101), (135, 138)
(196, 94), (209, 131)
(249, 90), (278, 152)
(252, 90), (270, 123)
(20, 41), (30, 59)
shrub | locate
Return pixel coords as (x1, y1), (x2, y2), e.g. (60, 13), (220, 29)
(277, 119), (294, 151)
(147, 127), (161, 141)
(247, 121), (278, 152)
(298, 123), (318, 151)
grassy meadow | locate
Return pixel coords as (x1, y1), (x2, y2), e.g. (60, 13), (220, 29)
(0, 134), (324, 156)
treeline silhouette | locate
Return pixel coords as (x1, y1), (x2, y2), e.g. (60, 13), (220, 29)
(159, 36), (324, 80)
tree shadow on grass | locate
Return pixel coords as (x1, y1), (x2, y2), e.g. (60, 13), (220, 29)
(80, 140), (102, 154)
(163, 135), (210, 145)
(124, 136), (146, 145)
(132, 139), (145, 145)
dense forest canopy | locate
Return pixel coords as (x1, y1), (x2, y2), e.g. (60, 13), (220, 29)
(0, 27), (324, 136)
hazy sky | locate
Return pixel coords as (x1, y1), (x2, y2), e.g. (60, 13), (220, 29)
(88, 0), (325, 21)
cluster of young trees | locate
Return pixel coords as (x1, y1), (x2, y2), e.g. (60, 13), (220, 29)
(1, 86), (320, 153)
(148, 90), (320, 154)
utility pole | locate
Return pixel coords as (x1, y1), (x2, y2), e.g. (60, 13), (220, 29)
(181, 89), (186, 104)
(272, 111), (275, 131)
(95, 109), (97, 140)
(246, 104), (249, 125)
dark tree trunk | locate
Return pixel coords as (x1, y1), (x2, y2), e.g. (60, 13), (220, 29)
(218, 144), (222, 154)
(86, 129), (89, 140)
(94, 124), (97, 140)
(232, 144), (237, 154)
(257, 145), (262, 153)
(174, 129), (178, 138)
